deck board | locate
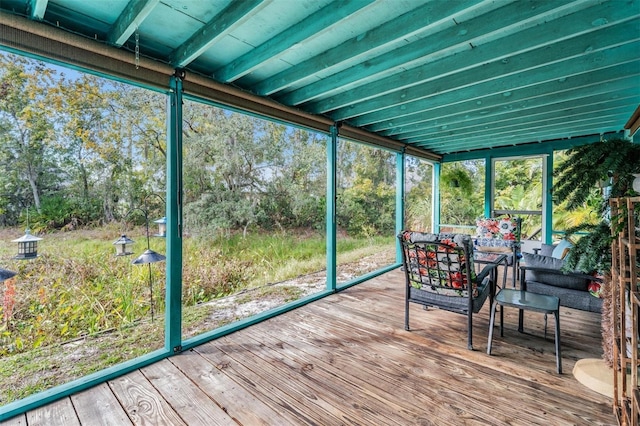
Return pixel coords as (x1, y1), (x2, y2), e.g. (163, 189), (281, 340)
(0, 269), (615, 425)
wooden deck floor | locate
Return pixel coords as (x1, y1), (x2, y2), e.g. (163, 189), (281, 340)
(2, 269), (614, 425)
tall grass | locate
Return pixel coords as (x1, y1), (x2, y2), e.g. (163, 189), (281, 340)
(0, 227), (395, 404)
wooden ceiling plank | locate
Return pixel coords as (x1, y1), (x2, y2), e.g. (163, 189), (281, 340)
(335, 37), (639, 129)
(169, 0), (266, 68)
(404, 103), (638, 144)
(108, 0), (160, 47)
(252, 0), (482, 96)
(441, 132), (624, 161)
(213, 0), (376, 83)
(392, 91), (639, 140)
(369, 65), (640, 132)
(278, 0), (570, 106)
(318, 9), (639, 117)
(419, 116), (628, 151)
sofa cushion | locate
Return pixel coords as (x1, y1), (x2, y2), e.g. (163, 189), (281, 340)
(525, 281), (602, 313)
(522, 252), (589, 291)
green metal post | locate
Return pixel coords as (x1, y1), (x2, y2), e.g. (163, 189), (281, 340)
(544, 150), (554, 244)
(166, 71), (184, 353)
(484, 155), (493, 217)
(326, 123), (338, 291)
(433, 162), (441, 233)
(396, 150), (405, 262)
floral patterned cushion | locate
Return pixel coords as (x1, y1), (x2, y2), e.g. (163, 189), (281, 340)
(475, 217), (521, 251)
(399, 231), (478, 297)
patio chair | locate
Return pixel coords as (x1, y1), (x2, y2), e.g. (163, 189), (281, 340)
(475, 217), (522, 287)
(398, 231), (499, 350)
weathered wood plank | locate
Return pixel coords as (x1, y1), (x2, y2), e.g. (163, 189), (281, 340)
(290, 301), (612, 424)
(141, 358), (236, 426)
(195, 340), (344, 425)
(70, 382), (132, 426)
(0, 414), (26, 426)
(108, 369), (186, 426)
(169, 350), (295, 425)
(9, 269), (614, 425)
(26, 397), (80, 426)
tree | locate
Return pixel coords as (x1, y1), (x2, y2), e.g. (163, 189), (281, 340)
(553, 138), (640, 272)
(0, 54), (60, 217)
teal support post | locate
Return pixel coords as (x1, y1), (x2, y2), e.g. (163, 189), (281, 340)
(433, 162), (441, 233)
(544, 150), (554, 244)
(326, 123), (338, 291)
(484, 155), (492, 218)
(395, 150), (405, 262)
(166, 71), (184, 353)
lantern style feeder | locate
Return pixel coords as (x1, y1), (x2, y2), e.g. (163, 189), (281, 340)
(12, 229), (42, 260)
(153, 217), (167, 237)
(113, 234), (135, 256)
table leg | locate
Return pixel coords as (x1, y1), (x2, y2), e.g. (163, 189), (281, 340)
(487, 300), (497, 354)
(518, 309), (523, 333)
(555, 310), (562, 374)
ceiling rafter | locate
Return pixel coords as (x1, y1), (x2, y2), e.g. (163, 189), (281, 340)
(169, 0), (267, 68)
(108, 0), (159, 47)
(213, 0), (376, 83)
(252, 0), (482, 96)
(29, 0), (48, 20)
(417, 117), (626, 152)
(366, 62), (640, 132)
(279, 0), (592, 107)
(393, 91), (639, 140)
(315, 9), (638, 118)
(326, 30), (638, 127)
(397, 99), (639, 145)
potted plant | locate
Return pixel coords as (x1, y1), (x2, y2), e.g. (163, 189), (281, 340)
(553, 137), (640, 379)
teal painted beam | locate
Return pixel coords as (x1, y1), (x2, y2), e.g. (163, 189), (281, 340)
(419, 117), (630, 152)
(361, 64), (640, 130)
(0, 349), (169, 421)
(326, 124), (338, 291)
(253, 0), (478, 96)
(169, 0), (265, 67)
(325, 22), (639, 120)
(396, 151), (405, 263)
(107, 0), (159, 46)
(407, 108), (637, 147)
(484, 155), (492, 218)
(441, 131), (626, 162)
(214, 0), (376, 83)
(433, 162), (441, 232)
(28, 0), (47, 20)
(290, 0), (574, 108)
(394, 95), (638, 141)
(166, 73), (183, 353)
(277, 0), (485, 105)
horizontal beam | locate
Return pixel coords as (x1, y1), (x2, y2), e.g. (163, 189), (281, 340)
(441, 131), (625, 162)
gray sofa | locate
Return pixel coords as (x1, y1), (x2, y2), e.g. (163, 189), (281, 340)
(520, 245), (603, 313)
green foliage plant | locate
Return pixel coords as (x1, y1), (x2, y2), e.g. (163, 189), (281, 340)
(552, 138), (640, 272)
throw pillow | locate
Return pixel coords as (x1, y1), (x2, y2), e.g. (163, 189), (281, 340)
(552, 239), (573, 259)
(522, 252), (589, 291)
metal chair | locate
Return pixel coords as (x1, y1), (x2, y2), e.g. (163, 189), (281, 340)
(398, 231), (499, 350)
